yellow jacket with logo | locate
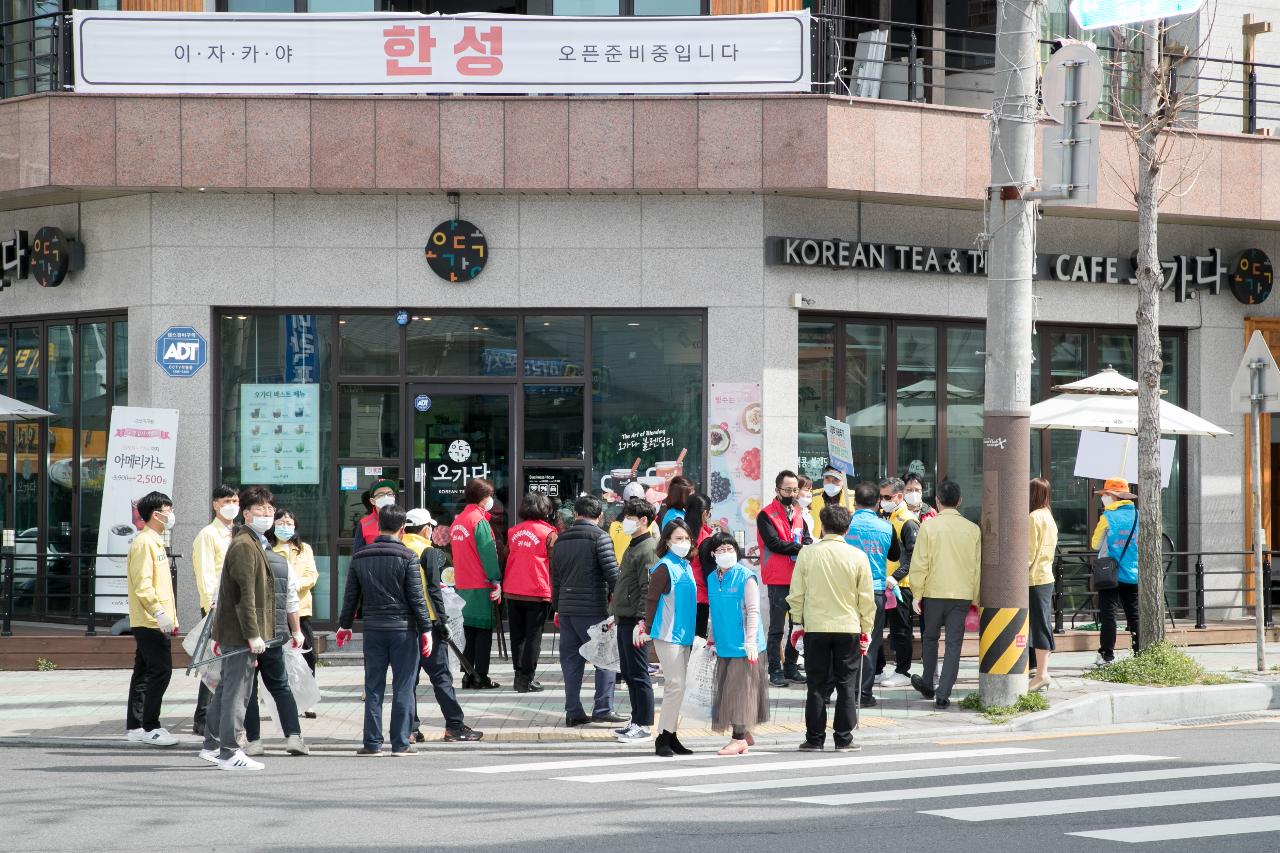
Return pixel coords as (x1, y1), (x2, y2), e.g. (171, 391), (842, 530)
(128, 527), (177, 630)
(401, 532), (439, 621)
(191, 520), (232, 612)
(273, 541), (319, 618)
(786, 534), (877, 635)
(911, 508), (981, 602)
(809, 489), (853, 537)
(886, 503), (920, 589)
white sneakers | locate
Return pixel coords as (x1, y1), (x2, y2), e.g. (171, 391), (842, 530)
(217, 749), (265, 771)
(880, 673), (911, 688)
(616, 723), (652, 743)
(198, 748), (220, 764)
(872, 672), (885, 685)
(127, 727), (178, 747)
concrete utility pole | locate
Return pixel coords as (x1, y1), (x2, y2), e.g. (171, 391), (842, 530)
(979, 0), (1037, 707)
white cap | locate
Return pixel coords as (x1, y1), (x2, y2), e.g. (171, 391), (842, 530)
(405, 507), (436, 527)
(622, 482), (646, 500)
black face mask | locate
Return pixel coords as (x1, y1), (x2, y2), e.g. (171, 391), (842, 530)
(778, 495), (794, 507)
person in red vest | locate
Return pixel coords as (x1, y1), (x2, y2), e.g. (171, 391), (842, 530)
(756, 469), (811, 688)
(354, 479), (398, 554)
(505, 491), (559, 693)
(451, 478), (503, 689)
(685, 492), (715, 639)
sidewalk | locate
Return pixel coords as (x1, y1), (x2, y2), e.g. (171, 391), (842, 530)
(1, 643), (1277, 751)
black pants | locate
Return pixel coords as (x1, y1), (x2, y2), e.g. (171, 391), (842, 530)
(245, 643), (301, 741)
(766, 584), (800, 675)
(615, 616), (655, 727)
(886, 587), (915, 675)
(126, 627), (172, 732)
(193, 607), (211, 730)
(463, 626), (494, 680)
(299, 616), (318, 675)
(803, 632), (858, 745)
(506, 599), (549, 680)
(413, 625), (466, 731)
(695, 602), (709, 640)
(1098, 582), (1140, 660)
(861, 592), (886, 700)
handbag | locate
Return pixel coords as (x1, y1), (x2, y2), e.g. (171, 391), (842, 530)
(1091, 521), (1135, 591)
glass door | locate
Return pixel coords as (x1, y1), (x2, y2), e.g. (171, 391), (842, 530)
(407, 385), (514, 548)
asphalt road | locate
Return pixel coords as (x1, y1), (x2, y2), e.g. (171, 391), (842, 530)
(5, 720), (1280, 853)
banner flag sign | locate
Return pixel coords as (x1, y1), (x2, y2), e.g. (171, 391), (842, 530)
(824, 416), (855, 476)
(73, 10), (810, 95)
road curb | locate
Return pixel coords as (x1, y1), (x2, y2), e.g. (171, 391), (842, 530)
(1009, 681), (1280, 732)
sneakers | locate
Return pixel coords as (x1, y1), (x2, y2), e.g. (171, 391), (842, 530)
(798, 740), (824, 752)
(1094, 653), (1112, 668)
(243, 740), (265, 757)
(769, 672), (788, 688)
(784, 669), (806, 684)
(198, 748), (220, 764)
(443, 726), (484, 742)
(616, 723), (652, 743)
(872, 672), (885, 685)
(391, 746), (418, 757)
(833, 740), (861, 753)
(217, 750), (264, 771)
(355, 747), (384, 757)
(137, 728), (178, 747)
(880, 672), (911, 688)
(126, 728), (147, 743)
(285, 734), (310, 756)
(859, 695), (878, 708)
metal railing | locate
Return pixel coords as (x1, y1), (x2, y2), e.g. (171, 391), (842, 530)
(1, 543), (182, 637)
(1051, 547), (1276, 634)
(0, 10), (70, 101)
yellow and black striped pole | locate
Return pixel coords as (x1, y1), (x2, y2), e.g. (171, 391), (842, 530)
(979, 606), (1029, 678)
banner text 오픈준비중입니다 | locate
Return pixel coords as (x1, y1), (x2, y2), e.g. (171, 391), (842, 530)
(72, 11), (811, 95)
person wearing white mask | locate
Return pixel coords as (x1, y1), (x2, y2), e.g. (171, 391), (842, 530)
(191, 484), (238, 736)
(706, 533), (769, 756)
(450, 477), (504, 689)
(125, 491), (179, 747)
(903, 473), (937, 523)
(354, 478), (399, 554)
(610, 497), (658, 743)
(640, 518), (698, 756)
(810, 464), (852, 536)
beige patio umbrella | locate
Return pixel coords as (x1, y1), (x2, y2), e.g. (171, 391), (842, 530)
(0, 393), (53, 422)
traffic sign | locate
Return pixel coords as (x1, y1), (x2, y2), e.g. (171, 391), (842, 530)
(1070, 0), (1205, 30)
(155, 326), (207, 378)
(1042, 41), (1103, 124)
(1230, 331), (1280, 415)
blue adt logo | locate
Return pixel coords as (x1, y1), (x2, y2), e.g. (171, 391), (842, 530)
(414, 395), (432, 413)
(155, 326), (207, 378)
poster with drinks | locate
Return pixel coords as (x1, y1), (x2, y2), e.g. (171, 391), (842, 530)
(94, 406), (180, 614)
(707, 383), (763, 552)
(601, 429), (688, 506)
(240, 384), (320, 485)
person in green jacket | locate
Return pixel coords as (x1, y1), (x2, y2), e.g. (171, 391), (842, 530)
(450, 478), (504, 689)
(611, 497), (658, 743)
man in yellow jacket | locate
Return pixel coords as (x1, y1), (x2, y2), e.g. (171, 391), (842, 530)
(787, 503), (876, 753)
(125, 491), (179, 747)
(191, 484), (238, 735)
(909, 480), (981, 709)
(808, 464), (853, 536)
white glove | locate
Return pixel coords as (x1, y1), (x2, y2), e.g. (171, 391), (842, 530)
(744, 641), (758, 664)
(291, 631), (306, 650)
(632, 622), (651, 648)
(154, 609), (175, 635)
(248, 636), (267, 655)
(489, 582), (502, 602)
(602, 616), (616, 632)
(885, 575), (899, 591)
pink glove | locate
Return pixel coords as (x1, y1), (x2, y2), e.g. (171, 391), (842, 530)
(421, 632), (433, 658)
(336, 628), (353, 648)
(789, 627), (805, 649)
(858, 633), (870, 653)
(553, 612), (560, 629)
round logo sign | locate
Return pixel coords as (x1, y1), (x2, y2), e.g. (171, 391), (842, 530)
(31, 226), (72, 288)
(448, 439), (472, 463)
(1231, 248), (1274, 305)
(395, 309), (411, 326)
(414, 395), (432, 413)
(425, 220), (487, 283)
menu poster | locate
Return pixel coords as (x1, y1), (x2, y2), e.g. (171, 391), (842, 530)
(707, 382), (763, 553)
(240, 384), (320, 485)
(93, 406), (180, 614)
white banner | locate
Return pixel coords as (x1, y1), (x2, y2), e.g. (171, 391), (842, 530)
(1073, 430), (1175, 489)
(73, 10), (810, 95)
(93, 407), (180, 614)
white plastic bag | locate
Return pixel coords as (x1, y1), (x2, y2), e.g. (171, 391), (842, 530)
(441, 586), (467, 681)
(259, 646), (320, 739)
(680, 637), (717, 727)
(579, 618), (621, 673)
(181, 612), (207, 657)
(182, 612), (221, 690)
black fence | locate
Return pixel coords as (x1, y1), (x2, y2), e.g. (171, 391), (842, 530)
(0, 546), (182, 637)
(0, 10), (70, 101)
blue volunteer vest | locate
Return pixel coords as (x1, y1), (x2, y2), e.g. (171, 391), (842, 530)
(1104, 503), (1139, 585)
(845, 508), (893, 592)
(707, 562), (766, 658)
(650, 552), (696, 646)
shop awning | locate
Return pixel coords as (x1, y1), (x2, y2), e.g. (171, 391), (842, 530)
(0, 393), (53, 422)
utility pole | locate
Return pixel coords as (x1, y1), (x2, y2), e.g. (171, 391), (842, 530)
(979, 0), (1037, 707)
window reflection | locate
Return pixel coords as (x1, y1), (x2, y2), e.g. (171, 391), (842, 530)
(798, 321), (835, 481)
(896, 326), (937, 489)
(945, 328), (983, 523)
(845, 323), (887, 482)
(406, 314), (518, 377)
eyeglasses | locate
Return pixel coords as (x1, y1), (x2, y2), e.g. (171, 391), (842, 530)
(713, 547), (737, 555)
(778, 488), (799, 495)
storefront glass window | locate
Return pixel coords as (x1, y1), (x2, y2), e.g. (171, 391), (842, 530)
(0, 325), (7, 533)
(945, 328), (984, 522)
(896, 326), (937, 490)
(113, 320), (128, 406)
(590, 315), (702, 503)
(1097, 332), (1135, 377)
(340, 315), (399, 376)
(14, 327), (40, 600)
(1046, 330), (1090, 546)
(406, 315), (518, 377)
(523, 385), (584, 460)
(524, 315), (585, 377)
(338, 385), (400, 459)
(43, 325), (73, 615)
(798, 321), (835, 481)
(845, 323), (887, 482)
(79, 323), (110, 557)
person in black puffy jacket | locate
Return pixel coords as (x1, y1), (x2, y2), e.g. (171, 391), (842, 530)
(338, 504), (435, 756)
(551, 495), (624, 727)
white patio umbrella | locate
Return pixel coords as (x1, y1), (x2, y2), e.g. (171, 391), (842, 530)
(1031, 368), (1230, 437)
(0, 393), (53, 422)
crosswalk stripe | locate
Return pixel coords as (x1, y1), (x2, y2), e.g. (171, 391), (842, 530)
(552, 747), (1045, 783)
(455, 752), (769, 774)
(790, 763), (1280, 806)
(1068, 815), (1280, 843)
(663, 754), (1172, 794)
(924, 781), (1280, 822)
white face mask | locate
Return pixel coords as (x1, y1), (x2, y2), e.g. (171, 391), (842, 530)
(797, 495), (813, 508)
(669, 540), (691, 559)
(274, 525), (295, 542)
(160, 509), (176, 531)
(481, 496), (495, 512)
(714, 551), (737, 569)
(218, 503), (239, 521)
(621, 518), (640, 536)
(880, 499), (898, 514)
(904, 490), (923, 507)
(1100, 495), (1112, 508)
(373, 494), (395, 510)
(823, 482), (842, 497)
(248, 514), (274, 534)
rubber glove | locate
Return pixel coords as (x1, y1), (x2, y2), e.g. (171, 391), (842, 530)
(291, 631), (306, 650)
(212, 641), (220, 657)
(789, 627), (805, 649)
(154, 609), (175, 635)
(553, 612), (560, 629)
(489, 582), (502, 602)
(912, 598), (923, 615)
(632, 620), (651, 648)
(336, 627), (353, 648)
(421, 632), (433, 659)
(858, 633), (870, 653)
(885, 575), (898, 592)
(602, 616), (616, 632)
(745, 641), (758, 664)
(248, 636), (266, 655)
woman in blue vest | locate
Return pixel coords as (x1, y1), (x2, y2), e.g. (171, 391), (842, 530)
(637, 518), (698, 757)
(705, 532), (769, 756)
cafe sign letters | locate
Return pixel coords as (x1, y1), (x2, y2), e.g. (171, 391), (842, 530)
(766, 236), (1272, 304)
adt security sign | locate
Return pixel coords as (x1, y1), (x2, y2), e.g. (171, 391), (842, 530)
(1070, 0), (1204, 29)
(414, 394), (432, 413)
(155, 326), (207, 378)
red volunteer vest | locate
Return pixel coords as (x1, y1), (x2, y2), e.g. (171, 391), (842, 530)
(505, 519), (555, 600)
(450, 503), (492, 591)
(757, 499), (804, 586)
(691, 524), (713, 605)
(357, 512), (379, 551)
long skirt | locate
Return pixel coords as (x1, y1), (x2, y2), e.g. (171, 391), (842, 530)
(711, 656), (770, 733)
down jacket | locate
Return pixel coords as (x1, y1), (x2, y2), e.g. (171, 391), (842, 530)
(550, 520), (619, 617)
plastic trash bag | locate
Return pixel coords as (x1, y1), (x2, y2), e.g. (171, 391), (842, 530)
(680, 637), (717, 727)
(442, 586), (467, 681)
(579, 618), (621, 673)
(259, 646), (321, 739)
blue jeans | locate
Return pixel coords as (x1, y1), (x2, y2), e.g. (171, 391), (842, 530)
(558, 613), (616, 718)
(363, 628), (419, 752)
(413, 625), (466, 731)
